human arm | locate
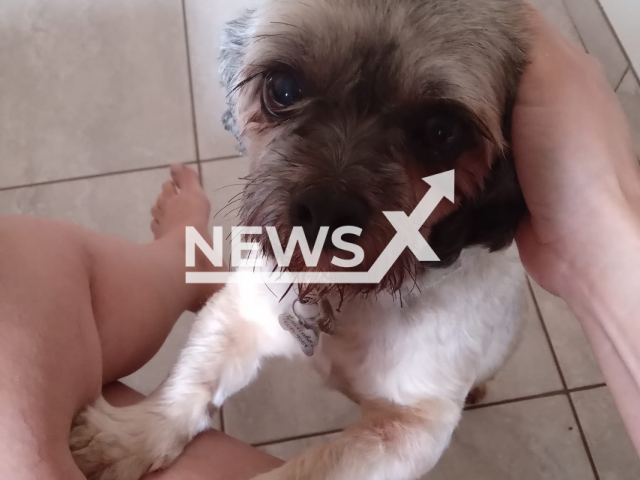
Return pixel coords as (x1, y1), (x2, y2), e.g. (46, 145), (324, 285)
(512, 7), (640, 452)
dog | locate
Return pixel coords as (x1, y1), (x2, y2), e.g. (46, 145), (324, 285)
(70, 0), (530, 478)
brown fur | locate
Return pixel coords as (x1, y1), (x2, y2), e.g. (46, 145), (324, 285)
(220, 0), (529, 297)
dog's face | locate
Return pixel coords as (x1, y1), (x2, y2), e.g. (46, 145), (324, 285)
(221, 0), (528, 298)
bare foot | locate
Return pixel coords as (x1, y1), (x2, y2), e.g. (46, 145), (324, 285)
(151, 164), (222, 310)
(151, 164), (210, 240)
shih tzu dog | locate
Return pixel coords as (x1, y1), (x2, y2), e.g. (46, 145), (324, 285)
(70, 0), (530, 479)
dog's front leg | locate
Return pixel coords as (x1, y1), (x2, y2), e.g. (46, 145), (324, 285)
(70, 283), (296, 480)
(253, 397), (462, 480)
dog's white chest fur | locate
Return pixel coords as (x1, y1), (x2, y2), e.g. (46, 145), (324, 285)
(231, 245), (526, 408)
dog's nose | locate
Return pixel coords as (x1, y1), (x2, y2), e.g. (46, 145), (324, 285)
(290, 187), (369, 248)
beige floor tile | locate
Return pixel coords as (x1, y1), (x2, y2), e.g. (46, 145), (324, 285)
(121, 312), (195, 395)
(425, 396), (595, 480)
(562, 0), (629, 88)
(0, 0), (195, 189)
(184, 0), (258, 160)
(530, 281), (604, 388)
(0, 167), (177, 241)
(573, 387), (640, 480)
(223, 357), (361, 445)
(259, 432), (342, 460)
(617, 69), (640, 156)
(479, 288), (563, 404)
(527, 0), (584, 47)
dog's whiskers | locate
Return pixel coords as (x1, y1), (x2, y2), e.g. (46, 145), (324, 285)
(212, 183), (246, 192)
(223, 206), (242, 219)
(279, 283), (295, 303)
(213, 194), (243, 219)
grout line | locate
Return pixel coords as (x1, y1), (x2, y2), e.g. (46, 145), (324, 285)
(527, 280), (601, 480)
(197, 160), (204, 186)
(465, 383), (608, 411)
(0, 161), (198, 193)
(196, 160), (204, 184)
(564, 0), (637, 87)
(196, 159), (203, 182)
(465, 389), (565, 410)
(179, 0), (202, 181)
(615, 66), (631, 91)
(566, 389), (601, 480)
(252, 428), (344, 448)
(569, 383), (607, 394)
(526, 279), (567, 392)
(594, 0), (639, 83)
(559, 0), (588, 52)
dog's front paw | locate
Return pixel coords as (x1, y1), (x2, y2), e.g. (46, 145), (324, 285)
(70, 397), (180, 480)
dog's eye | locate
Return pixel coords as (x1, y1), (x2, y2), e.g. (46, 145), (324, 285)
(263, 70), (304, 117)
(425, 116), (462, 148)
(415, 113), (474, 161)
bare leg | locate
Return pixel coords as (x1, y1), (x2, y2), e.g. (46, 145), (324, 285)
(0, 165), (281, 480)
(90, 164), (219, 382)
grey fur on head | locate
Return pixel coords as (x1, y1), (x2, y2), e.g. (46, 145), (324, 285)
(219, 9), (256, 154)
(218, 0), (529, 298)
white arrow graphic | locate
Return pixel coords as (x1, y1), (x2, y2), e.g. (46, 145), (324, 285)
(186, 170), (455, 284)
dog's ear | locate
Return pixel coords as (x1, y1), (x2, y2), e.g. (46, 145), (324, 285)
(426, 79), (528, 267)
(426, 153), (527, 267)
(219, 9), (256, 151)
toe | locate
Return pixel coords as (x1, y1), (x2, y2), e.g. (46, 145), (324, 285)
(170, 163), (201, 191)
(151, 204), (160, 220)
(162, 180), (177, 197)
(151, 219), (160, 237)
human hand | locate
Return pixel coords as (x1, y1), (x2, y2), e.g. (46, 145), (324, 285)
(512, 7), (640, 297)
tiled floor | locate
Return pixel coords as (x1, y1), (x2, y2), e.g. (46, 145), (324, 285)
(1, 0), (639, 478)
